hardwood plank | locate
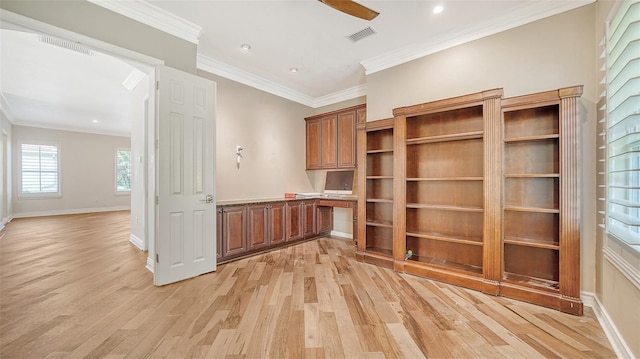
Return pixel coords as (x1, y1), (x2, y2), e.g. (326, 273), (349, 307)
(0, 213), (616, 359)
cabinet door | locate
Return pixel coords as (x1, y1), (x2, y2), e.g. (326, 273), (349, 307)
(317, 206), (333, 235)
(337, 110), (357, 168)
(306, 118), (322, 170)
(247, 204), (269, 250)
(303, 200), (317, 238)
(286, 201), (303, 241)
(222, 205), (247, 257)
(216, 208), (223, 260)
(270, 202), (287, 245)
(321, 115), (337, 168)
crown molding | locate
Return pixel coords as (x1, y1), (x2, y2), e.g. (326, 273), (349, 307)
(86, 0), (202, 44)
(361, 0), (594, 75)
(314, 84), (367, 108)
(12, 119), (131, 138)
(197, 54), (366, 108)
(197, 54), (316, 107)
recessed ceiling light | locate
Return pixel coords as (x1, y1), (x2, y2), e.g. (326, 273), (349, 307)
(433, 5), (444, 14)
(290, 67), (299, 73)
(92, 119), (99, 124)
(240, 43), (251, 51)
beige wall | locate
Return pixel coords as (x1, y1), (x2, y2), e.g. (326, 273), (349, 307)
(12, 126), (131, 216)
(197, 72), (316, 201)
(0, 0), (196, 73)
(313, 96), (366, 115)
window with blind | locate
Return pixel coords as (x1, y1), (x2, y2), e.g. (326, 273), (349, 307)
(606, 0), (640, 253)
(21, 143), (60, 196)
(115, 149), (131, 193)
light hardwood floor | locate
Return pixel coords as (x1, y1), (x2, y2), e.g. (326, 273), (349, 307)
(0, 211), (615, 358)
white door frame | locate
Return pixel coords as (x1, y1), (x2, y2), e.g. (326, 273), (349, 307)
(1, 10), (161, 271)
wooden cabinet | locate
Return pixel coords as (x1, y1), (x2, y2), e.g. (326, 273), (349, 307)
(306, 118), (322, 170)
(337, 111), (356, 168)
(270, 202), (287, 245)
(218, 198), (353, 264)
(302, 200), (317, 238)
(357, 87), (583, 315)
(356, 118), (395, 268)
(305, 104), (365, 170)
(247, 204), (269, 250)
(221, 205), (247, 257)
(216, 208), (223, 260)
(317, 206), (333, 235)
(321, 115), (337, 168)
(286, 201), (303, 241)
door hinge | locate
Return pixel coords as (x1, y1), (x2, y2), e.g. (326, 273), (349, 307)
(156, 253), (159, 263)
(156, 81), (159, 90)
(155, 139), (159, 149)
(156, 195), (159, 205)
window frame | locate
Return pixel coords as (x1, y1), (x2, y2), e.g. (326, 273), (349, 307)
(602, 0), (640, 290)
(114, 147), (132, 195)
(18, 140), (61, 199)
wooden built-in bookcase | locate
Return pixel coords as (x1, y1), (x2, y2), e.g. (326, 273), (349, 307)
(356, 86), (583, 315)
(357, 118), (395, 268)
(500, 87), (583, 315)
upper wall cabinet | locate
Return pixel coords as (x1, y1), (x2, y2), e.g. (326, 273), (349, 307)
(305, 104), (366, 170)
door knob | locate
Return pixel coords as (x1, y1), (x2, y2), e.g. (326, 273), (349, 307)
(201, 195), (214, 203)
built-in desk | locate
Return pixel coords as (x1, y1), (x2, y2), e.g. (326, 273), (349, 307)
(216, 197), (356, 264)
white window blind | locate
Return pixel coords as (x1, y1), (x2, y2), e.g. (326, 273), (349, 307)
(21, 143), (59, 194)
(606, 0), (640, 250)
(115, 149), (131, 192)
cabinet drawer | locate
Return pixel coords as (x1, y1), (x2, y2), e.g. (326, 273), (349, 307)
(317, 199), (352, 208)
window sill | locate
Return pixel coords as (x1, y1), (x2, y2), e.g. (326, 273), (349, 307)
(18, 193), (61, 200)
(603, 233), (640, 290)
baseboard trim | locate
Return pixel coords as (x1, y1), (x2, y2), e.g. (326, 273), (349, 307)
(13, 206), (130, 218)
(584, 291), (634, 359)
(129, 233), (145, 250)
(330, 230), (353, 239)
(146, 256), (154, 273)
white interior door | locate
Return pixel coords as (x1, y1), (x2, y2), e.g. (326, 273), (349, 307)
(154, 65), (216, 286)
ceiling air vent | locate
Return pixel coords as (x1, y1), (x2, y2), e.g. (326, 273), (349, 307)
(39, 34), (92, 56)
(346, 26), (376, 42)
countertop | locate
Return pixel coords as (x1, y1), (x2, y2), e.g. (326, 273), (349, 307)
(217, 194), (357, 206)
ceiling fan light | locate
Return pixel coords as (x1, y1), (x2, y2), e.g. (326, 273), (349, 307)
(240, 43), (251, 51)
(290, 67), (299, 73)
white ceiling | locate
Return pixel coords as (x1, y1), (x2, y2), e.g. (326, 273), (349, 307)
(0, 0), (592, 135)
(0, 28), (145, 136)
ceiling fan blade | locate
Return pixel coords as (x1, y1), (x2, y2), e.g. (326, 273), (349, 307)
(319, 0), (379, 21)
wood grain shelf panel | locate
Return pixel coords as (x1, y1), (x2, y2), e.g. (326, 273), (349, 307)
(366, 176), (393, 180)
(407, 255), (483, 276)
(504, 173), (559, 178)
(504, 134), (559, 142)
(406, 230), (483, 246)
(366, 149), (393, 154)
(406, 203), (483, 212)
(366, 198), (393, 203)
(503, 236), (559, 250)
(504, 206), (560, 214)
(365, 246), (393, 256)
(407, 177), (483, 181)
(406, 131), (483, 144)
(366, 220), (393, 228)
